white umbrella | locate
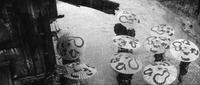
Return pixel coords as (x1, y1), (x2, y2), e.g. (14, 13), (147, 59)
(116, 10), (139, 29)
(62, 62), (97, 80)
(144, 36), (171, 54)
(113, 35), (141, 50)
(110, 53), (143, 74)
(169, 39), (199, 62)
(150, 24), (175, 38)
(143, 61), (177, 85)
(56, 34), (85, 60)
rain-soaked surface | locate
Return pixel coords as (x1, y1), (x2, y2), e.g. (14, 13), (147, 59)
(52, 0), (200, 84)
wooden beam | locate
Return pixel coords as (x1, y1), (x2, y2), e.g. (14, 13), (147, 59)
(59, 0), (119, 15)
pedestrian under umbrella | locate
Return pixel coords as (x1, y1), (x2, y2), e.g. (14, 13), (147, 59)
(114, 23), (128, 36)
(116, 10), (140, 29)
(113, 35), (140, 53)
(113, 23), (139, 85)
(57, 61), (97, 85)
(150, 24), (175, 39)
(63, 62), (97, 80)
(143, 61), (177, 85)
(144, 36), (171, 54)
(114, 23), (129, 53)
(56, 34), (85, 60)
(58, 58), (81, 85)
(114, 23), (138, 52)
(169, 39), (199, 83)
(110, 53), (143, 85)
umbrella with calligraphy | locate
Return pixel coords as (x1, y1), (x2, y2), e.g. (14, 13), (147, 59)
(116, 10), (140, 29)
(110, 53), (143, 74)
(56, 34), (85, 60)
(150, 24), (175, 38)
(169, 39), (199, 62)
(143, 61), (177, 85)
(62, 62), (97, 80)
(144, 36), (171, 54)
(113, 35), (141, 50)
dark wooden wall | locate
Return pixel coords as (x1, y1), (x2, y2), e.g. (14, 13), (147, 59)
(0, 0), (58, 85)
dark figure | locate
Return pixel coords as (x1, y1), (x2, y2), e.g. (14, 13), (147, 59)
(114, 23), (129, 53)
(127, 29), (136, 37)
(116, 47), (134, 85)
(114, 23), (136, 85)
(114, 23), (127, 35)
(116, 45), (133, 85)
(154, 53), (164, 62)
(117, 73), (133, 85)
(178, 61), (191, 83)
(113, 23), (136, 37)
(114, 23), (136, 53)
(60, 58), (81, 85)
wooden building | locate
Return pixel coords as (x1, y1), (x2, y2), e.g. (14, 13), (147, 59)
(0, 0), (58, 85)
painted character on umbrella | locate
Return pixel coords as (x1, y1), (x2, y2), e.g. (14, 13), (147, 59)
(113, 23), (136, 85)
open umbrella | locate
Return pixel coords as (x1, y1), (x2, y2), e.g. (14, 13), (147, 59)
(56, 34), (85, 60)
(150, 24), (175, 38)
(116, 10), (139, 29)
(169, 39), (199, 62)
(143, 61), (177, 85)
(113, 35), (141, 50)
(62, 62), (97, 80)
(110, 53), (143, 74)
(144, 36), (171, 54)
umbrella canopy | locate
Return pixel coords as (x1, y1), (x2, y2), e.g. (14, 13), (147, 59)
(143, 61), (177, 85)
(116, 10), (139, 29)
(113, 35), (141, 50)
(56, 34), (85, 60)
(144, 36), (171, 54)
(62, 62), (97, 80)
(150, 24), (175, 38)
(110, 53), (143, 74)
(169, 39), (199, 62)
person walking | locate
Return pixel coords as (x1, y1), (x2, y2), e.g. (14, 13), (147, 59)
(113, 23), (135, 85)
(116, 73), (133, 85)
(114, 23), (129, 53)
(114, 23), (127, 36)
